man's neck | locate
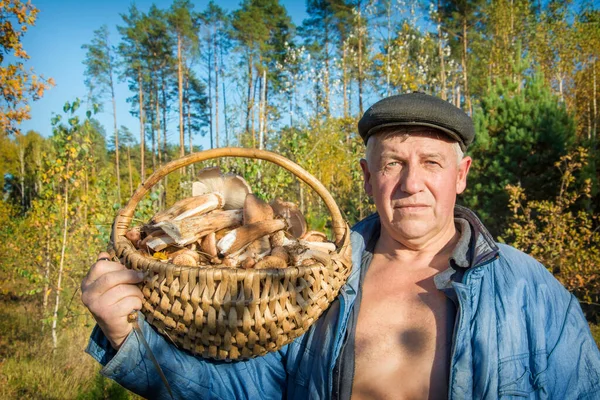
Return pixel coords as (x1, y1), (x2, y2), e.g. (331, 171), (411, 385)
(374, 221), (459, 271)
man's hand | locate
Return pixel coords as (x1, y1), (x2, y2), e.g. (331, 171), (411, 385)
(81, 252), (145, 350)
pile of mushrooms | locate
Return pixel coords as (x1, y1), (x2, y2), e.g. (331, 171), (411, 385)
(125, 167), (336, 269)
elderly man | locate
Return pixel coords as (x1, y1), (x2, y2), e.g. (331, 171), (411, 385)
(82, 93), (600, 399)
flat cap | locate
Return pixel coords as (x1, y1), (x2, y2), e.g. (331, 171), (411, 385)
(358, 92), (475, 150)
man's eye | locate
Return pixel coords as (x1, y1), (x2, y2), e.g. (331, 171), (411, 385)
(425, 160), (440, 166)
(386, 161), (400, 167)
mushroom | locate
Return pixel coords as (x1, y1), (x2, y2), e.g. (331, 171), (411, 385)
(243, 193), (275, 259)
(300, 231), (328, 242)
(141, 230), (176, 252)
(125, 226), (141, 244)
(270, 246), (290, 263)
(298, 239), (336, 254)
(217, 219), (287, 256)
(270, 198), (307, 238)
(155, 209), (243, 246)
(200, 232), (218, 258)
(172, 250), (200, 266)
(192, 167), (252, 210)
(152, 193), (223, 223)
(289, 248), (332, 268)
(243, 194), (274, 224)
(254, 256), (287, 269)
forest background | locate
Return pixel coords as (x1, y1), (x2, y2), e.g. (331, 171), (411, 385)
(1, 0), (600, 398)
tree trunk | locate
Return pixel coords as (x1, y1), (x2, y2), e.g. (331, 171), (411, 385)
(208, 40), (214, 149)
(246, 54), (254, 140)
(462, 17), (471, 114)
(41, 225), (50, 333)
(111, 75), (121, 204)
(357, 2), (364, 116)
(386, 1), (391, 97)
(138, 70), (145, 182)
(343, 43), (348, 118)
(259, 69), (267, 150)
(593, 60), (597, 140)
(52, 165), (70, 350)
(155, 89), (162, 166)
(324, 23), (330, 117)
(177, 33), (185, 158)
(221, 46), (229, 146)
(18, 142), (25, 209)
(437, 0), (446, 100)
(161, 75), (168, 159)
(214, 26), (220, 148)
(127, 145), (133, 197)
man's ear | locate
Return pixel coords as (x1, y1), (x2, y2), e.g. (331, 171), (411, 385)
(456, 155), (472, 194)
(360, 158), (373, 197)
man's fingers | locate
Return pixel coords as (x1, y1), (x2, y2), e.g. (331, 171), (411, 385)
(84, 258), (127, 286)
(103, 282), (144, 307)
(82, 269), (144, 305)
(112, 295), (144, 318)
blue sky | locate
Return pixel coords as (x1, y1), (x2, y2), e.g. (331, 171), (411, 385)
(17, 0), (308, 150)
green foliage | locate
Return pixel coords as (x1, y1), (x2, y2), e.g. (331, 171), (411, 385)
(505, 148), (600, 320)
(463, 73), (576, 237)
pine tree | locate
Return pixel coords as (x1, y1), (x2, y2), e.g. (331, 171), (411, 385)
(462, 73), (576, 237)
(82, 25), (122, 203)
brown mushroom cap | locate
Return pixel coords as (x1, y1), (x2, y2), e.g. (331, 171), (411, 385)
(300, 231), (328, 242)
(200, 232), (218, 258)
(192, 166), (251, 210)
(243, 194), (274, 225)
(270, 198), (307, 238)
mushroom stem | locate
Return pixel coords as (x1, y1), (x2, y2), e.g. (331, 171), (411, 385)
(155, 209), (243, 246)
(217, 219), (286, 256)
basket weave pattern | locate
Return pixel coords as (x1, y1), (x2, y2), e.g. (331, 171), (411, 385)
(112, 148), (352, 360)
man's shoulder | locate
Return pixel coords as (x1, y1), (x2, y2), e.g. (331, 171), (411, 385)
(490, 243), (569, 297)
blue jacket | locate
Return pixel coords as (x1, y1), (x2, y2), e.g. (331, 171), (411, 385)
(87, 209), (600, 399)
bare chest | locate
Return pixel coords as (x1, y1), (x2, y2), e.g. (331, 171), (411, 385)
(351, 266), (453, 400)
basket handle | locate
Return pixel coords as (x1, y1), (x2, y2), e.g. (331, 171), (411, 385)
(113, 148), (349, 247)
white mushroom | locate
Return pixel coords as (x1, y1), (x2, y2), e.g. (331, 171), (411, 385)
(152, 193), (223, 223)
(192, 167), (251, 210)
(155, 209), (243, 246)
(217, 219), (287, 256)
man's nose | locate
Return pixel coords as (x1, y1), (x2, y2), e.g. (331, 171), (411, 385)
(399, 164), (424, 194)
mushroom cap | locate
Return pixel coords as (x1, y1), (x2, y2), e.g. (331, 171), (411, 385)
(172, 252), (199, 266)
(243, 194), (274, 225)
(270, 198), (307, 238)
(300, 231), (328, 242)
(193, 166), (252, 210)
(200, 232), (218, 258)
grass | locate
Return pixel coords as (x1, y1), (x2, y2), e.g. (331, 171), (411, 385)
(0, 295), (139, 400)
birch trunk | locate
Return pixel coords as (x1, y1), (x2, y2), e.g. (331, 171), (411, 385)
(41, 226), (50, 334)
(437, 0), (446, 100)
(52, 165), (70, 350)
(111, 71), (121, 204)
(177, 33), (185, 158)
(214, 26), (220, 148)
(138, 70), (145, 182)
(462, 17), (471, 113)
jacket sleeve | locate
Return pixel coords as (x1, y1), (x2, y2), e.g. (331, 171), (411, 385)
(545, 293), (600, 399)
(85, 314), (287, 400)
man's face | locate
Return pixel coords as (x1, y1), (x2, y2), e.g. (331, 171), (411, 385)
(360, 132), (472, 248)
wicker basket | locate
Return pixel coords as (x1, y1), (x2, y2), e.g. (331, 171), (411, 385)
(111, 148), (352, 361)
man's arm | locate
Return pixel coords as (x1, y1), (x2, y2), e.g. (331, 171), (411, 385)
(545, 293), (600, 399)
(82, 253), (287, 399)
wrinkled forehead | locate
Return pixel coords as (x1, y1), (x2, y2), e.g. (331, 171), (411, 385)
(367, 126), (457, 146)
